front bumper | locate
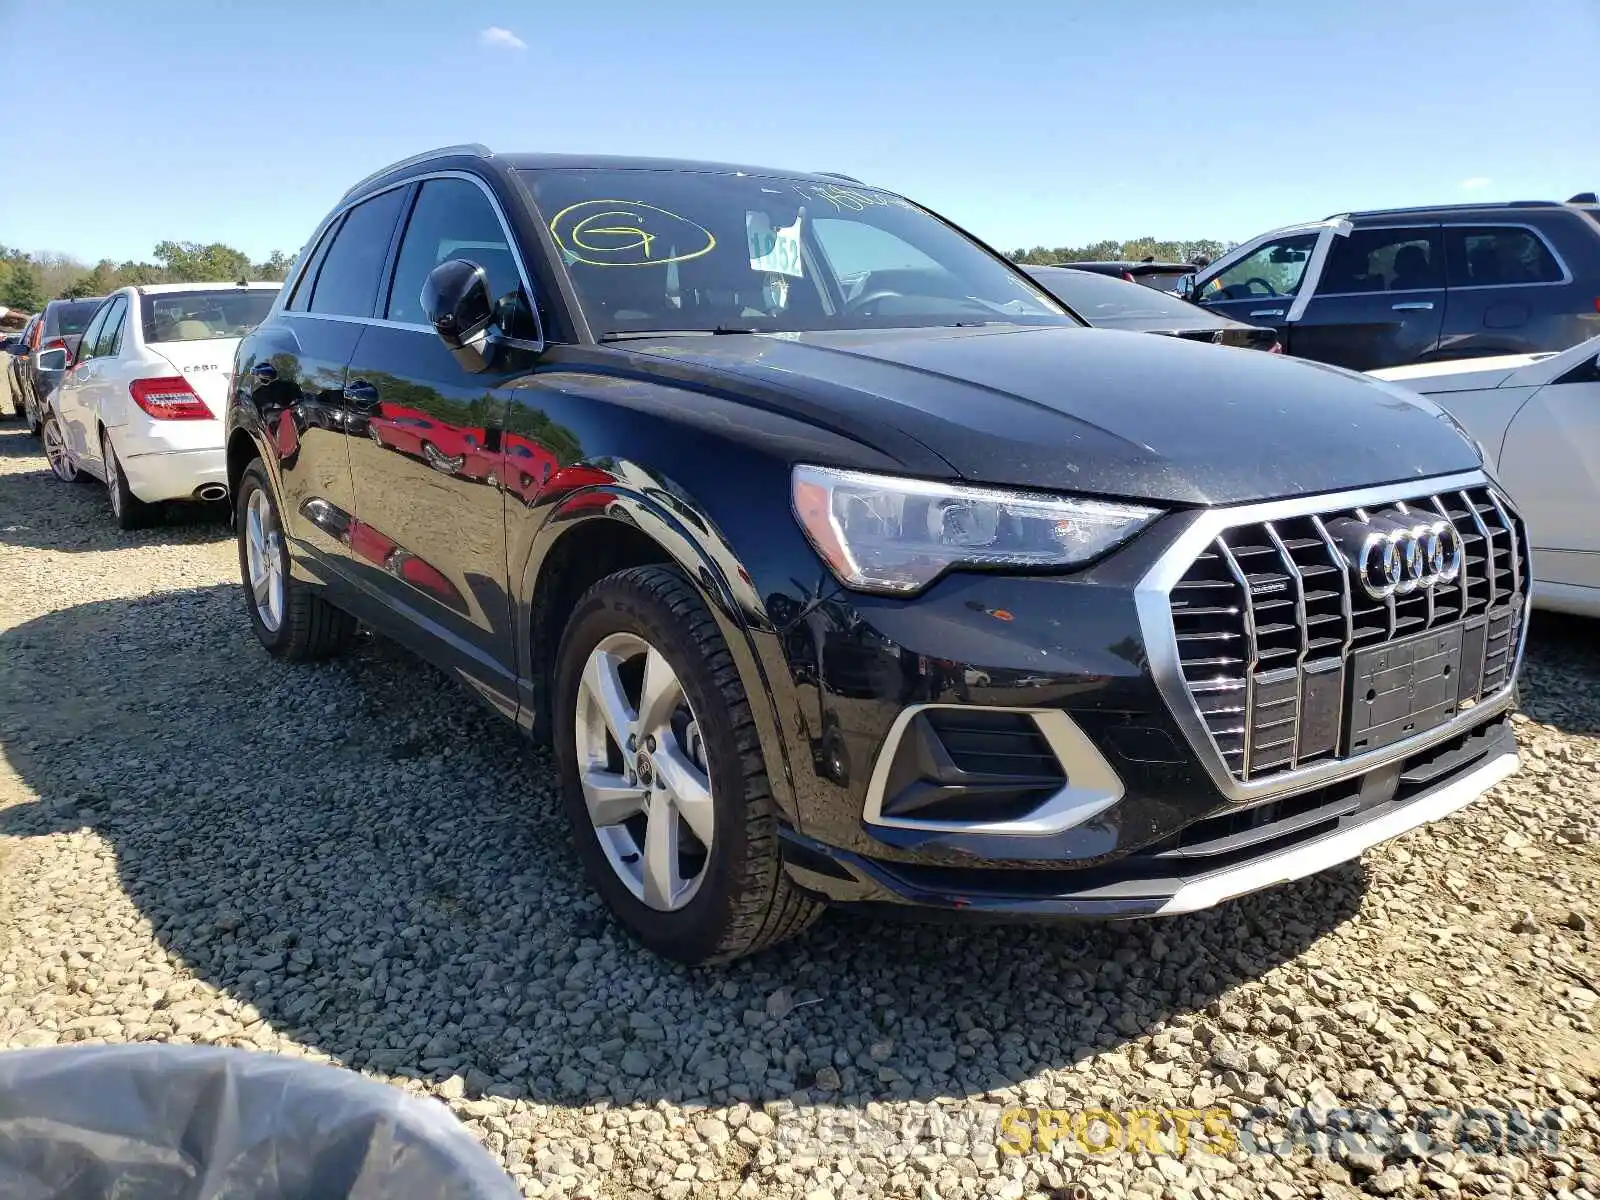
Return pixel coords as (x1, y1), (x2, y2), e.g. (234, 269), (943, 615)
(760, 470), (1529, 920)
(781, 715), (1517, 918)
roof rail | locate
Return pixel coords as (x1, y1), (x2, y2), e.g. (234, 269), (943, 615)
(814, 171), (864, 184)
(341, 143), (493, 200)
(1570, 191), (1599, 204)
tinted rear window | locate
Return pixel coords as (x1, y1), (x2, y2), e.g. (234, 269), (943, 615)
(142, 289), (280, 343)
(47, 300), (105, 336)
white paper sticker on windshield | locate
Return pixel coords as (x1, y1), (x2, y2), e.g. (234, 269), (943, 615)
(747, 210), (805, 278)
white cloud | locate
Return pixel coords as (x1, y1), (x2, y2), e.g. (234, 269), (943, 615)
(480, 26), (527, 50)
(1459, 176), (1491, 191)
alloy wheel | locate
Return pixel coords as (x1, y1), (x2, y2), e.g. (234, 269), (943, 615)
(103, 436), (123, 518)
(43, 419), (75, 481)
(574, 632), (714, 911)
(245, 489), (286, 633)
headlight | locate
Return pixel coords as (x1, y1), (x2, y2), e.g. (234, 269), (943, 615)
(791, 464), (1161, 595)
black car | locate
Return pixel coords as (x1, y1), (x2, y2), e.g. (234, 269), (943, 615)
(16, 296), (104, 435)
(226, 145), (1529, 965)
(1052, 259), (1196, 291)
(1024, 265), (1280, 351)
(1182, 196), (1600, 371)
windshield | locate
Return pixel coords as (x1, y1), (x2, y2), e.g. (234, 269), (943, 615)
(1026, 267), (1203, 322)
(518, 168), (1074, 337)
(49, 300), (104, 336)
(142, 289), (279, 343)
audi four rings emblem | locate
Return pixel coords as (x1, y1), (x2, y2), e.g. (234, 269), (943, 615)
(1325, 512), (1463, 600)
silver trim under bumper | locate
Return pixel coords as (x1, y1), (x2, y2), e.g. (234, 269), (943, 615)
(1155, 749), (1518, 914)
(1134, 470), (1529, 806)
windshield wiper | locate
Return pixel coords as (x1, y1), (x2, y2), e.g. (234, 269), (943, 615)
(598, 327), (766, 342)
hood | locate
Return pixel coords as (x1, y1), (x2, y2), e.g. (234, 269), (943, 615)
(149, 338), (242, 415)
(1369, 353), (1552, 393)
(620, 325), (1482, 506)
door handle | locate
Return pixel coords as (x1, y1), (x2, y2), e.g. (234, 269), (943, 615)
(1392, 302), (1435, 311)
(1249, 309), (1285, 318)
(250, 361), (277, 382)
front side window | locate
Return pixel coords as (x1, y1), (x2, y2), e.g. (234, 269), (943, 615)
(307, 188), (407, 318)
(74, 303), (112, 363)
(142, 289), (278, 344)
(1446, 226), (1565, 287)
(1318, 227), (1443, 293)
(386, 177), (527, 328)
(518, 168), (1070, 337)
(1200, 233), (1319, 301)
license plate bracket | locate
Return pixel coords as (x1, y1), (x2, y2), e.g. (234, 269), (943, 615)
(1343, 624), (1465, 757)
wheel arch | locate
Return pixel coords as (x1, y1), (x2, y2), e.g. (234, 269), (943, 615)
(226, 428), (262, 500)
(521, 480), (801, 828)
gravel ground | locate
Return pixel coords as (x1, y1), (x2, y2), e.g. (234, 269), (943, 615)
(1, 420), (1597, 1200)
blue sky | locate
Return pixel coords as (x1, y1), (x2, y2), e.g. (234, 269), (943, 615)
(1, 0), (1595, 265)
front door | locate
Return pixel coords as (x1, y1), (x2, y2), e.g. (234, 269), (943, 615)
(1288, 225), (1446, 370)
(344, 174), (543, 715)
(1192, 230), (1324, 343)
(56, 299), (113, 461)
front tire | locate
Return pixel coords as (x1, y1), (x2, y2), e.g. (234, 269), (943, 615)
(102, 430), (158, 530)
(235, 458), (356, 660)
(553, 565), (823, 965)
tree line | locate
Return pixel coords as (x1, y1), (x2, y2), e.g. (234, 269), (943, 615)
(0, 242), (295, 314)
(1008, 237), (1233, 267)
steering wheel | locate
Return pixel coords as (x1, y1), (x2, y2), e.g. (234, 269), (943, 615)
(1243, 276), (1280, 297)
(843, 288), (906, 316)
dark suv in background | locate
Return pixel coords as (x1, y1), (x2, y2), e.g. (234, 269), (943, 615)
(226, 144), (1528, 964)
(1184, 195), (1600, 370)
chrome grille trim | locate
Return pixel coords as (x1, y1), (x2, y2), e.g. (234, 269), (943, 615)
(1134, 471), (1530, 805)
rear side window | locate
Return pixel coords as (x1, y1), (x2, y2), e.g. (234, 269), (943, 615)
(1319, 227), (1443, 293)
(386, 177), (526, 326)
(1445, 226), (1565, 287)
(92, 295), (129, 358)
(307, 188), (407, 318)
(143, 289), (279, 343)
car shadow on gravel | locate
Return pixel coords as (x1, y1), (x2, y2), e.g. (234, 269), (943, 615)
(0, 585), (1375, 1112)
(0, 426), (230, 551)
(1519, 611), (1600, 737)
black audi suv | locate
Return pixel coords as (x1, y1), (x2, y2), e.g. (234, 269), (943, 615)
(225, 145), (1530, 965)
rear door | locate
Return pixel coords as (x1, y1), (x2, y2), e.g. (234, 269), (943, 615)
(1440, 224), (1572, 359)
(239, 186), (408, 575)
(343, 174), (542, 713)
(79, 293), (131, 471)
(1287, 225), (1446, 369)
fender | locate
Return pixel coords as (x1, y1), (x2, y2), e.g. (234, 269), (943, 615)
(514, 461), (804, 830)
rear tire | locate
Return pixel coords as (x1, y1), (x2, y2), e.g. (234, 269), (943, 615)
(235, 458), (357, 660)
(41, 414), (77, 482)
(553, 564), (823, 965)
(102, 430), (158, 530)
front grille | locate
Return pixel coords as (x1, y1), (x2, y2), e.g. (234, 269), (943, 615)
(1169, 484), (1529, 782)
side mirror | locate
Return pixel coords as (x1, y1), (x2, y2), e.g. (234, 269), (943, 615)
(35, 347), (68, 372)
(422, 259), (497, 372)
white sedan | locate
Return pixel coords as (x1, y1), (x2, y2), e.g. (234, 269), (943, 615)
(41, 282), (280, 529)
(1371, 334), (1600, 618)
